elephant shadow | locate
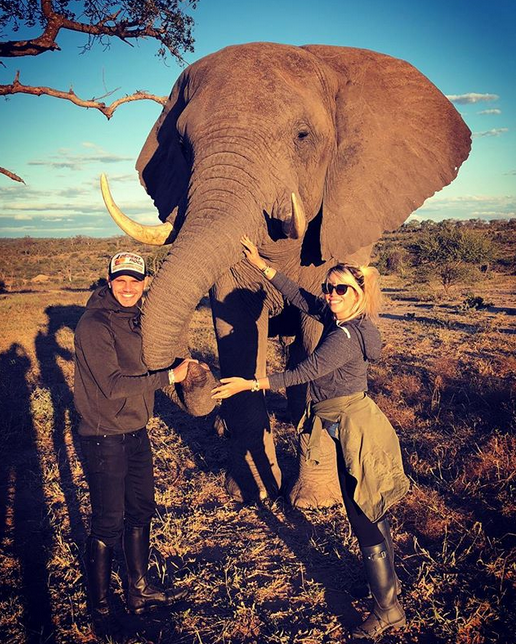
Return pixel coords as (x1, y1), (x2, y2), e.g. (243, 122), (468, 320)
(153, 288), (362, 630)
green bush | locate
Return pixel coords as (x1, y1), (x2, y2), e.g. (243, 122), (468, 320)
(410, 223), (495, 292)
(461, 294), (493, 311)
(376, 244), (410, 276)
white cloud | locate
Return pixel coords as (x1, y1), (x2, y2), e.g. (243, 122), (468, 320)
(470, 210), (515, 218)
(423, 195), (503, 206)
(87, 173), (138, 187)
(478, 109), (502, 115)
(412, 193), (515, 222)
(472, 128), (509, 138)
(0, 185), (53, 199)
(28, 149), (133, 171)
(446, 93), (499, 104)
(28, 159), (85, 170)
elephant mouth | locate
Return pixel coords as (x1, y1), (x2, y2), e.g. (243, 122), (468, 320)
(100, 173), (310, 371)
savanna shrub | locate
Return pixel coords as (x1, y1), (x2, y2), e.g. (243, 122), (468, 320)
(89, 277), (108, 290)
(461, 294), (493, 311)
(376, 244), (410, 276)
(410, 222), (495, 292)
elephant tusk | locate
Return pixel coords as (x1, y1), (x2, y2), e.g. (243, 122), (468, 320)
(100, 174), (173, 246)
(289, 192), (307, 239)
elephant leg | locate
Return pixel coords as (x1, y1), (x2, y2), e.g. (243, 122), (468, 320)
(211, 281), (281, 503)
(285, 314), (343, 508)
(221, 393), (282, 502)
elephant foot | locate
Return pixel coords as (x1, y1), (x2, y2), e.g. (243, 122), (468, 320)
(287, 480), (342, 509)
(225, 474), (275, 503)
(224, 458), (282, 504)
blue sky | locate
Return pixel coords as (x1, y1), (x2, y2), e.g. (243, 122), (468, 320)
(1, 0), (515, 237)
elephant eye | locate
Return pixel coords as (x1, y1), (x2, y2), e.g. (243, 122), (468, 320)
(297, 129), (310, 140)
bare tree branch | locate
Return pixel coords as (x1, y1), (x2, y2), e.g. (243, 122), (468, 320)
(0, 1), (196, 183)
(0, 71), (167, 119)
(0, 70), (167, 182)
(0, 166), (26, 184)
(0, 0), (190, 61)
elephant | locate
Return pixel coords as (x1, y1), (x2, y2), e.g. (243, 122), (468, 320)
(101, 42), (471, 507)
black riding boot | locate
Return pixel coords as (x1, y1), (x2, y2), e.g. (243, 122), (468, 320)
(123, 524), (186, 615)
(351, 519), (401, 599)
(351, 541), (406, 640)
(85, 536), (116, 639)
(376, 517), (402, 596)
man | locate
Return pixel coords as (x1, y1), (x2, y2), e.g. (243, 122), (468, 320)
(74, 251), (193, 636)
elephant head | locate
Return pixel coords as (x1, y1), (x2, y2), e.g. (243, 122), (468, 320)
(102, 43), (471, 504)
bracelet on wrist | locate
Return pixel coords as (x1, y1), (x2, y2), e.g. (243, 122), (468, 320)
(250, 378), (260, 392)
(168, 368), (176, 385)
(261, 265), (272, 277)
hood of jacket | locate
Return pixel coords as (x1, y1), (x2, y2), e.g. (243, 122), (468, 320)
(345, 317), (382, 363)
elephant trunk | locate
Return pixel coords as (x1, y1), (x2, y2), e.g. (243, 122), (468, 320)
(141, 212), (254, 370)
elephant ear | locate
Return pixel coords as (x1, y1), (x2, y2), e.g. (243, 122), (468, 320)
(302, 45), (472, 262)
(135, 75), (190, 223)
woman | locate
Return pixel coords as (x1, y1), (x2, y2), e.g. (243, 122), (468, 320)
(212, 236), (410, 640)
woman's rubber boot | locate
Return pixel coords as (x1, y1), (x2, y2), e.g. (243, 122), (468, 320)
(351, 541), (406, 640)
(85, 536), (118, 640)
(351, 519), (401, 600)
(123, 524), (187, 615)
(376, 517), (402, 596)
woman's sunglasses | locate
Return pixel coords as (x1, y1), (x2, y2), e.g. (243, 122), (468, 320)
(321, 283), (350, 296)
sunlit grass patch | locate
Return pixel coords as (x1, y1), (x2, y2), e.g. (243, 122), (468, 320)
(1, 260), (515, 642)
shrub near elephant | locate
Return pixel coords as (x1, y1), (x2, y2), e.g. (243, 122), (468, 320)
(101, 42), (471, 506)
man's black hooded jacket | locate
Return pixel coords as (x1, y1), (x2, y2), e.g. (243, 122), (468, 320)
(74, 285), (169, 436)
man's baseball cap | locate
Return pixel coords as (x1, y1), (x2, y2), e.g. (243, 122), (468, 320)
(108, 252), (146, 281)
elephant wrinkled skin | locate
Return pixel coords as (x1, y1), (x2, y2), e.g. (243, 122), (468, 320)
(102, 43), (471, 506)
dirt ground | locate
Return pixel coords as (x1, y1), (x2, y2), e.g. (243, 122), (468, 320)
(0, 272), (515, 643)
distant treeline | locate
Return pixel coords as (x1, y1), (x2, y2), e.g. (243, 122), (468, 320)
(0, 219), (514, 290)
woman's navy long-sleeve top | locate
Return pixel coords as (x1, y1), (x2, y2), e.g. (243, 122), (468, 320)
(267, 272), (382, 403)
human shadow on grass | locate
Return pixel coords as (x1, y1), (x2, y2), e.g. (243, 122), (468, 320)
(34, 303), (106, 637)
(0, 344), (56, 643)
(35, 305), (88, 546)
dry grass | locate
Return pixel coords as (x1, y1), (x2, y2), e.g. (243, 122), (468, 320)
(0, 269), (515, 644)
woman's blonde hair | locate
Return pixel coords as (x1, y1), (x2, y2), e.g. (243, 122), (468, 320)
(324, 263), (382, 323)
